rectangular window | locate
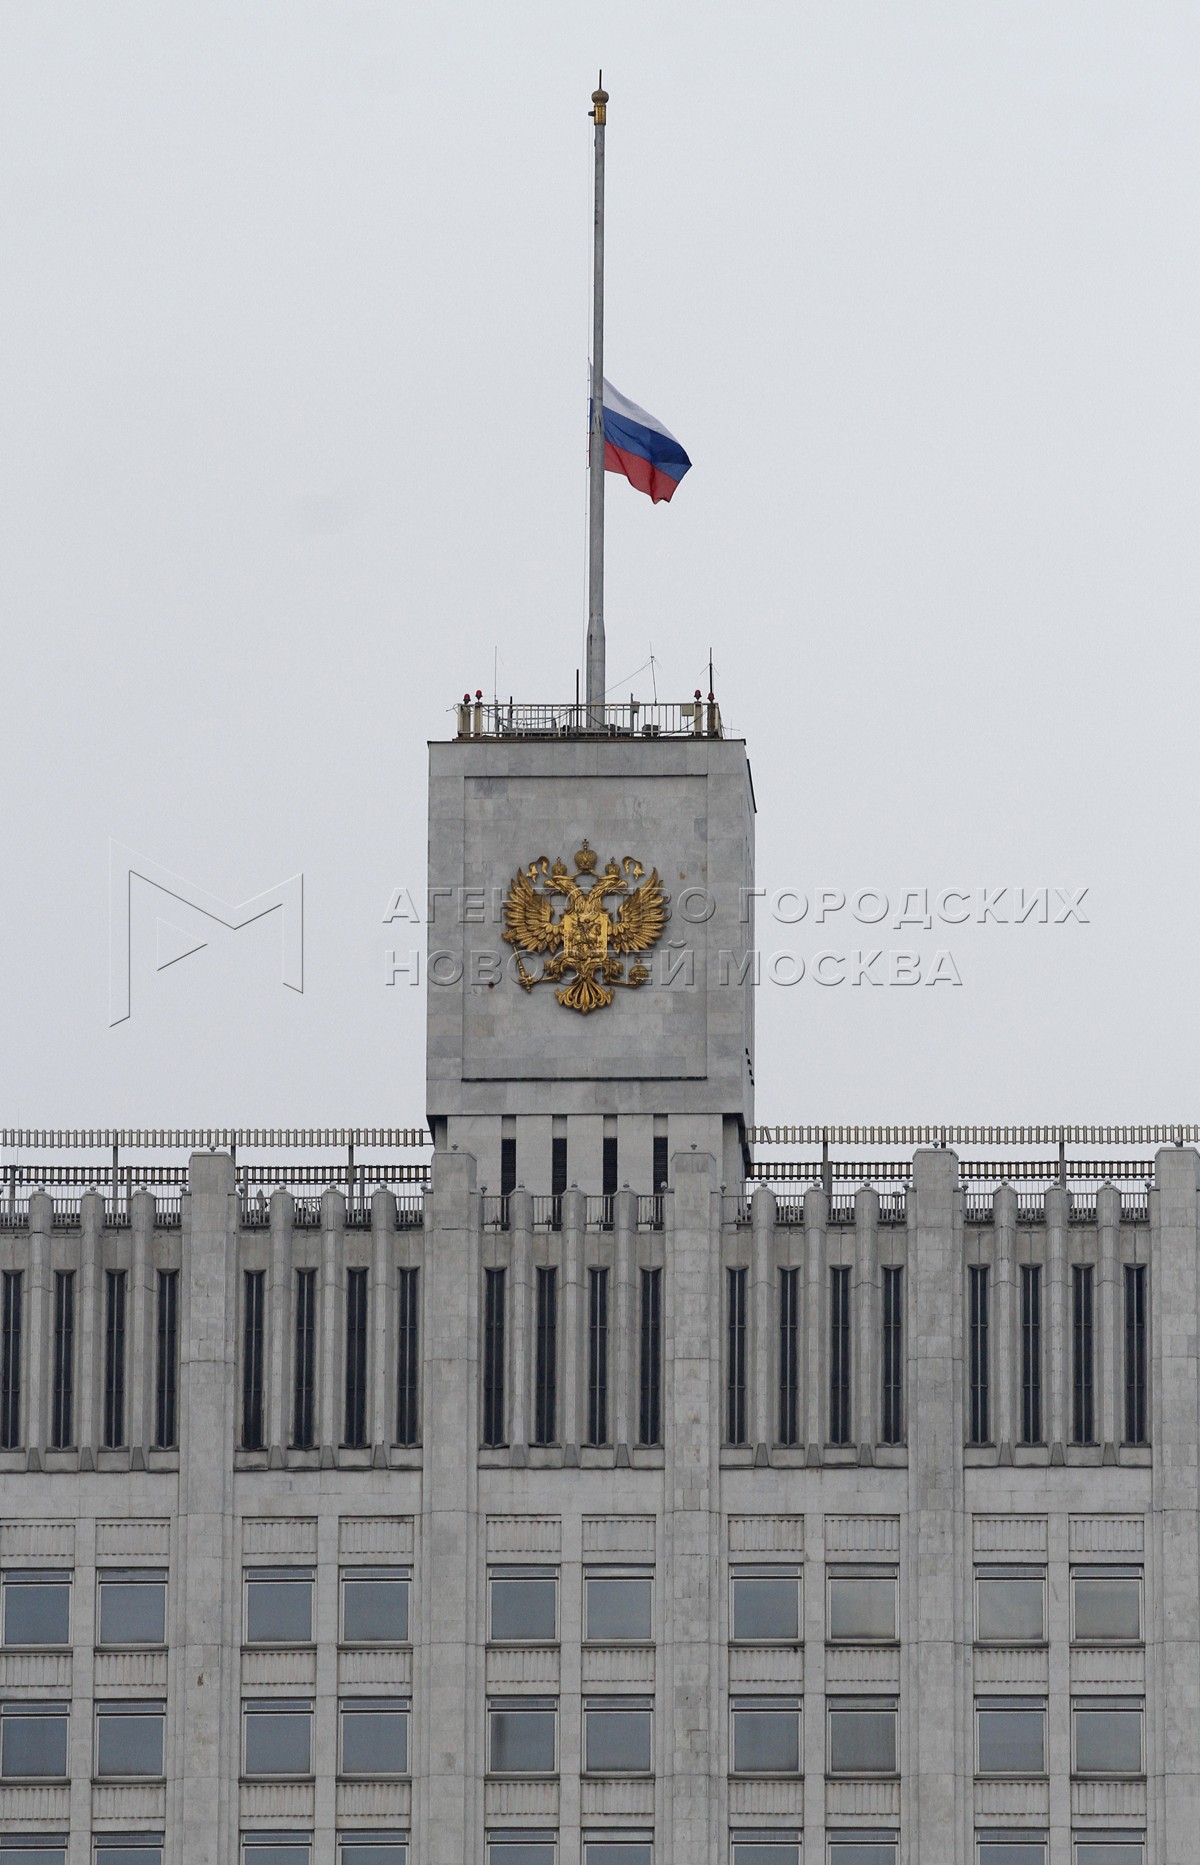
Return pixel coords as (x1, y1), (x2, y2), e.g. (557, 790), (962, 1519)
(98, 1569), (167, 1647)
(501, 1136), (518, 1196)
(976, 1698), (1047, 1775)
(588, 1267), (609, 1445)
(827, 1567), (898, 1643)
(1020, 1265), (1042, 1444)
(550, 1133), (567, 1230)
(584, 1571), (652, 1643)
(95, 1840), (165, 1865)
(727, 1265), (748, 1445)
(827, 1698), (898, 1774)
(1124, 1264), (1147, 1444)
(103, 1268), (127, 1449)
(154, 1268), (178, 1450)
(638, 1267), (662, 1446)
(731, 1834), (801, 1865)
(1, 1571), (71, 1648)
(489, 1567), (557, 1643)
(51, 1270), (74, 1450)
(1071, 1568), (1143, 1644)
(1072, 1264), (1095, 1445)
(968, 1264), (990, 1445)
(483, 1267), (506, 1447)
(395, 1266), (419, 1446)
(602, 1135), (618, 1196)
(730, 1697), (802, 1775)
(652, 1134), (668, 1228)
(242, 1269), (265, 1451)
(1073, 1840), (1145, 1865)
(731, 1566), (801, 1643)
(778, 1266), (800, 1447)
(345, 1266), (369, 1447)
(583, 1838), (652, 1865)
(0, 1701), (69, 1778)
(829, 1265), (851, 1445)
(337, 1837), (409, 1865)
(583, 1697), (652, 1774)
(880, 1265), (903, 1445)
(242, 1699), (313, 1777)
(487, 1697), (557, 1774)
(976, 1839), (1047, 1865)
(534, 1266), (557, 1446)
(0, 1839), (67, 1865)
(94, 1700), (165, 1778)
(975, 1567), (1047, 1645)
(827, 1840), (898, 1865)
(339, 1698), (409, 1776)
(245, 1568), (314, 1645)
(341, 1568), (411, 1645)
(487, 1836), (556, 1865)
(292, 1267), (316, 1450)
(241, 1839), (312, 1865)
(0, 1269), (21, 1448)
(1072, 1700), (1143, 1776)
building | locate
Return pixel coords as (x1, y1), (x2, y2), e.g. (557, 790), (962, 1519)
(0, 695), (1193, 1865)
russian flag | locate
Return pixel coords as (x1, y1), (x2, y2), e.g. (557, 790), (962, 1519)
(591, 374), (692, 504)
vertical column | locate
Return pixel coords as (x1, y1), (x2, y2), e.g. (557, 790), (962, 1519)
(77, 1189), (104, 1462)
(69, 1513), (97, 1856)
(804, 1185), (826, 1459)
(561, 1186), (585, 1456)
(312, 1508), (340, 1860)
(508, 1187), (532, 1455)
(1045, 1185), (1068, 1457)
(127, 1188), (154, 1457)
(855, 1186), (879, 1459)
(372, 1187), (397, 1455)
(614, 1187), (637, 1452)
(318, 1189), (343, 1463)
(751, 1183), (775, 1452)
(1047, 1510), (1071, 1862)
(25, 1189), (51, 1463)
(993, 1184), (1016, 1456)
(802, 1507), (826, 1863)
(267, 1186), (293, 1462)
(1096, 1180), (1120, 1457)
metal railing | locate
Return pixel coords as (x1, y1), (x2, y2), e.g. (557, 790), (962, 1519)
(453, 697), (723, 741)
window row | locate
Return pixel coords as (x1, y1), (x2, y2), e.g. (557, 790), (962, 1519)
(2, 1838), (410, 1865)
(974, 1698), (1146, 1777)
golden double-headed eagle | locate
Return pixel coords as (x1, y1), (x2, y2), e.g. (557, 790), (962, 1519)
(502, 840), (670, 1014)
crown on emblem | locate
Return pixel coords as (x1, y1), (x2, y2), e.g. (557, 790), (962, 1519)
(574, 840), (598, 874)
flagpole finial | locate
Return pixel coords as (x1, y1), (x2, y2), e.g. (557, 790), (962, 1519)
(590, 76), (608, 124)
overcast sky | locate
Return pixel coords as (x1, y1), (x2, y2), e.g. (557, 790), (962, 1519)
(3, 3), (1198, 1136)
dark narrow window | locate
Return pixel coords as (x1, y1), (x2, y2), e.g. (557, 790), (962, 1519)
(727, 1266), (748, 1445)
(0, 1270), (22, 1449)
(500, 1136), (517, 1195)
(344, 1267), (369, 1447)
(52, 1270), (75, 1450)
(396, 1267), (420, 1446)
(1072, 1263), (1095, 1445)
(829, 1264), (851, 1445)
(587, 1266), (609, 1445)
(532, 1265), (557, 1445)
(482, 1267), (507, 1446)
(778, 1266), (800, 1446)
(154, 1269), (178, 1450)
(103, 1269), (127, 1449)
(1124, 1263), (1147, 1445)
(639, 1266), (662, 1446)
(292, 1268), (316, 1449)
(242, 1269), (265, 1450)
(881, 1265), (903, 1445)
(968, 1265), (990, 1445)
(1020, 1263), (1042, 1445)
(652, 1134), (668, 1230)
(551, 1133), (568, 1231)
(602, 1135), (618, 1229)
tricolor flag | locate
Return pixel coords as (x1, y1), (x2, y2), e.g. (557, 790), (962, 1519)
(591, 373), (692, 504)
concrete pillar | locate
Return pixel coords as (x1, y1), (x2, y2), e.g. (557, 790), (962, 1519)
(613, 1186), (637, 1451)
(1045, 1185), (1068, 1456)
(268, 1183), (293, 1459)
(25, 1189), (51, 1462)
(1096, 1179), (1120, 1456)
(77, 1189), (104, 1461)
(804, 1185), (827, 1458)
(372, 1186), (397, 1451)
(128, 1187), (155, 1458)
(855, 1185), (879, 1458)
(993, 1184), (1016, 1455)
(751, 1181), (775, 1451)
(508, 1186), (532, 1453)
(318, 1189), (341, 1459)
(561, 1186), (585, 1455)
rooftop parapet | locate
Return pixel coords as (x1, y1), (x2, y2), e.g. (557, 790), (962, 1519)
(452, 694), (723, 740)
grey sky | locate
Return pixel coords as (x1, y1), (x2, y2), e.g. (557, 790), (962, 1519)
(3, 3), (1198, 1129)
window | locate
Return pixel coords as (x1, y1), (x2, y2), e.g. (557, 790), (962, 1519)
(639, 1267), (662, 1446)
(95, 1841), (165, 1865)
(652, 1133), (668, 1193)
(829, 1265), (851, 1445)
(345, 1266), (369, 1447)
(339, 1697), (409, 1776)
(241, 1838), (312, 1865)
(583, 1698), (652, 1774)
(583, 1838), (653, 1865)
(292, 1267), (316, 1450)
(827, 1699), (898, 1775)
(827, 1567), (898, 1643)
(1020, 1265), (1042, 1444)
(976, 1839), (1047, 1865)
(727, 1266), (747, 1444)
(603, 1135), (619, 1197)
(489, 1567), (557, 1643)
(0, 1701), (68, 1778)
(588, 1267), (609, 1445)
(1072, 1700), (1143, 1776)
(976, 1699), (1046, 1775)
(483, 1267), (506, 1446)
(2, 1571), (71, 1647)
(880, 1265), (903, 1444)
(0, 1839), (67, 1865)
(731, 1698), (801, 1775)
(104, 1268), (127, 1448)
(95, 1700), (165, 1777)
(342, 1568), (411, 1645)
(154, 1268), (178, 1449)
(242, 1699), (313, 1776)
(534, 1266), (557, 1445)
(487, 1698), (557, 1774)
(502, 1135), (519, 1198)
(98, 1569), (167, 1647)
(1073, 1840), (1145, 1865)
(731, 1833), (801, 1865)
(731, 1566), (801, 1643)
(1124, 1265), (1147, 1444)
(975, 1568), (1046, 1645)
(1, 1269), (22, 1448)
(778, 1267), (799, 1446)
(396, 1266), (419, 1446)
(550, 1134), (566, 1231)
(245, 1568), (314, 1645)
(51, 1270), (74, 1449)
(487, 1835), (556, 1865)
(827, 1841), (898, 1865)
(337, 1838), (409, 1865)
(242, 1269), (265, 1451)
(1072, 1264), (1095, 1444)
(968, 1264), (990, 1445)
(585, 1571), (652, 1643)
(1071, 1568), (1142, 1644)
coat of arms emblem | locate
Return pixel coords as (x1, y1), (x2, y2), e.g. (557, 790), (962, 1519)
(502, 840), (670, 1014)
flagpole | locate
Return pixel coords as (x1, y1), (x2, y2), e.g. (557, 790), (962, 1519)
(586, 76), (608, 725)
